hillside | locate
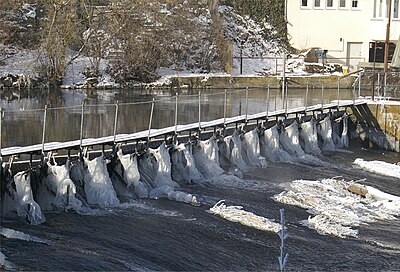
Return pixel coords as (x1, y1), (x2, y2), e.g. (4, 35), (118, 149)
(0, 0), (288, 89)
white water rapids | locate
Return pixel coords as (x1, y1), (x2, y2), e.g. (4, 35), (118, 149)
(275, 178), (400, 238)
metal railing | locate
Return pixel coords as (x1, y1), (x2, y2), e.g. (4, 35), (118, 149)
(0, 85), (361, 160)
(354, 71), (400, 100)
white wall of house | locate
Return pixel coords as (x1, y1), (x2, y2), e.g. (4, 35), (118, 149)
(287, 0), (400, 69)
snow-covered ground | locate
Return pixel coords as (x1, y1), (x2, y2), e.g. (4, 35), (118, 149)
(0, 4), (348, 89)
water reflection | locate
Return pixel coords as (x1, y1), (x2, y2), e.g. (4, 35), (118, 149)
(0, 87), (354, 149)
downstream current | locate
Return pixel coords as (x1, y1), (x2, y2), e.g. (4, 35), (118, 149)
(1, 87), (399, 271)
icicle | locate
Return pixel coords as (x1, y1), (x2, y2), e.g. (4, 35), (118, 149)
(260, 125), (293, 163)
(333, 114), (349, 148)
(35, 160), (83, 211)
(219, 130), (247, 175)
(299, 119), (321, 155)
(241, 128), (267, 168)
(116, 150), (149, 198)
(170, 143), (203, 184)
(12, 171), (45, 224)
(83, 155), (120, 207)
(138, 143), (197, 204)
(279, 121), (305, 157)
(318, 116), (336, 151)
(192, 136), (224, 179)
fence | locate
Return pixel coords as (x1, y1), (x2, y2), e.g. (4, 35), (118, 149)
(0, 85), (359, 160)
(353, 71), (400, 100)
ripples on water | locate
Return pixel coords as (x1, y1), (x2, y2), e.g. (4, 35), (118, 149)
(1, 89), (400, 271)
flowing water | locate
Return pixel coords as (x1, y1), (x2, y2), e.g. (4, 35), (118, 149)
(1, 88), (400, 271)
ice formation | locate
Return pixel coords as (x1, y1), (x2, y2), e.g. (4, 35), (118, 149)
(192, 136), (224, 179)
(0, 227), (50, 244)
(353, 158), (400, 179)
(260, 125), (293, 163)
(299, 119), (321, 155)
(209, 200), (281, 233)
(170, 143), (204, 184)
(241, 128), (267, 168)
(317, 116), (336, 151)
(279, 121), (306, 157)
(1, 171), (45, 225)
(332, 114), (349, 148)
(83, 155), (120, 207)
(115, 150), (149, 198)
(35, 160), (83, 211)
(138, 143), (198, 204)
(275, 178), (400, 238)
(219, 130), (248, 175)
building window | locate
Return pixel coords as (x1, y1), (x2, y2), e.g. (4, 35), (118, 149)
(352, 0), (358, 8)
(339, 0), (346, 8)
(327, 0), (334, 7)
(302, 0), (308, 7)
(314, 0), (321, 7)
(395, 0), (399, 18)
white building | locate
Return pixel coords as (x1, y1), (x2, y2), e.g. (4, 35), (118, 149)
(287, 0), (400, 70)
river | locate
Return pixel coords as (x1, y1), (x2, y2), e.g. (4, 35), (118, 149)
(0, 87), (399, 271)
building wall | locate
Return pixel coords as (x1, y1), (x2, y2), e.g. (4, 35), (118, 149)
(287, 0), (400, 69)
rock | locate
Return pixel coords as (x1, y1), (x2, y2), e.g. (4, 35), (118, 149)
(347, 184), (368, 197)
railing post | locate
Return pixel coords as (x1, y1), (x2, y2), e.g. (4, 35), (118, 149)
(321, 81), (324, 111)
(148, 98), (155, 143)
(175, 93), (178, 134)
(80, 102), (85, 151)
(113, 101), (119, 144)
(41, 105), (48, 156)
(353, 78), (356, 105)
(245, 87), (249, 124)
(198, 90), (201, 130)
(266, 85), (270, 119)
(337, 77), (340, 110)
(358, 73), (361, 98)
(384, 72), (387, 100)
(223, 89), (227, 127)
(377, 72), (381, 97)
(285, 80), (288, 116)
(305, 80), (309, 112)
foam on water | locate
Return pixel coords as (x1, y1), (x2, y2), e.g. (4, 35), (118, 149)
(83, 155), (120, 207)
(116, 150), (149, 198)
(275, 178), (400, 238)
(280, 121), (306, 157)
(260, 125), (293, 163)
(219, 130), (248, 175)
(35, 160), (83, 212)
(353, 158), (400, 179)
(192, 136), (225, 179)
(209, 200), (281, 233)
(299, 119), (321, 155)
(317, 116), (336, 151)
(170, 143), (204, 184)
(241, 128), (267, 168)
(1, 171), (45, 225)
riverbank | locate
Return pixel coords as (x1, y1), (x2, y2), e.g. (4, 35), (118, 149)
(148, 74), (355, 90)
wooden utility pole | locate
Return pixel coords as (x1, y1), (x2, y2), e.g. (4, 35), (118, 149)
(384, 0), (393, 73)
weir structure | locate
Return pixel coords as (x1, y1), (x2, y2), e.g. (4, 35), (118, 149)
(0, 85), (382, 224)
(0, 89), (367, 161)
